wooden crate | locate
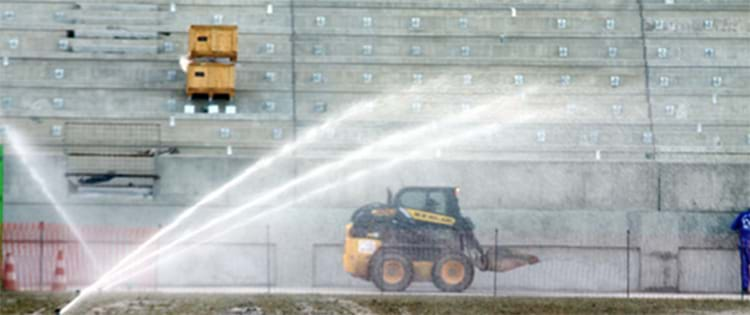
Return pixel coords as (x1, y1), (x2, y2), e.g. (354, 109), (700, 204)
(188, 25), (238, 61)
(185, 63), (236, 98)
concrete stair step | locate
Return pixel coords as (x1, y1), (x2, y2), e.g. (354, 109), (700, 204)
(73, 28), (161, 40)
(75, 3), (160, 12)
(69, 38), (161, 54)
(64, 10), (167, 25)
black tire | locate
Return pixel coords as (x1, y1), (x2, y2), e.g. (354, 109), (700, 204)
(370, 250), (413, 292)
(431, 252), (474, 292)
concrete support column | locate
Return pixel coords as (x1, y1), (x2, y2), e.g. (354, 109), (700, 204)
(637, 211), (680, 291)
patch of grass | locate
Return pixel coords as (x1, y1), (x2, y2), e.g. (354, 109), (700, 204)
(253, 294), (302, 314)
(0, 292), (73, 314)
(356, 296), (750, 315)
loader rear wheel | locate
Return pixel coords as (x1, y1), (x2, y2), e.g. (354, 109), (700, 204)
(432, 253), (474, 292)
(370, 250), (413, 292)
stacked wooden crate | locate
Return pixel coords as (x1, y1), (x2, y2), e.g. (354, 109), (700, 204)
(185, 25), (237, 99)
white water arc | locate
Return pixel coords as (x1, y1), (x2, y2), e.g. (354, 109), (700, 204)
(94, 92), (534, 291)
(61, 82), (537, 313)
(61, 89), (425, 313)
(5, 128), (100, 270)
(99, 113), (538, 291)
(82, 77), (453, 291)
(86, 104), (368, 289)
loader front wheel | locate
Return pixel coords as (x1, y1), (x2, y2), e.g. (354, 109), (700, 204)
(370, 250), (413, 292)
(432, 252), (474, 292)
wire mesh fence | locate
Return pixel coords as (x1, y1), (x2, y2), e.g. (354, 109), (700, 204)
(2, 222), (158, 290)
(3, 220), (746, 298)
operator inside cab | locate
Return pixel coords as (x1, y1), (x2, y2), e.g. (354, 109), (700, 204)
(425, 198), (439, 212)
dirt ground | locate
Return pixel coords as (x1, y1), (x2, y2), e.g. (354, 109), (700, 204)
(2, 292), (749, 315)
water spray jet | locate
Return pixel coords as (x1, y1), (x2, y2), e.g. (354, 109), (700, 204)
(82, 77), (460, 293)
(81, 103), (368, 289)
(91, 91), (539, 291)
(90, 102), (496, 291)
(99, 113), (538, 290)
(60, 84), (449, 313)
(61, 83), (539, 313)
(4, 128), (100, 270)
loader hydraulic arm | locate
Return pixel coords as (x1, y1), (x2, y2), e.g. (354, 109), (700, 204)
(462, 231), (490, 271)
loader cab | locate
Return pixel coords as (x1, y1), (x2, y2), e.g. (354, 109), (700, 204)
(393, 187), (461, 226)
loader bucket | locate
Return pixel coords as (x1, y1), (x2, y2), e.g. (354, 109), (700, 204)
(485, 246), (540, 272)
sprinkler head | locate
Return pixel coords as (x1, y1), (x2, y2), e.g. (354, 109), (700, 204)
(75, 289), (81, 297)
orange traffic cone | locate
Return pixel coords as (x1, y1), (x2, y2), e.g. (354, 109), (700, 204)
(51, 250), (66, 292)
(3, 252), (18, 291)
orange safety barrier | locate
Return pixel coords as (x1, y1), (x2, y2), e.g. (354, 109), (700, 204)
(2, 222), (158, 291)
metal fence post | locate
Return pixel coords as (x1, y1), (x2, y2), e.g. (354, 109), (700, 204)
(310, 245), (316, 289)
(493, 228), (498, 298)
(626, 229), (631, 299)
(266, 224), (271, 294)
(154, 224), (162, 292)
(38, 221), (44, 291)
(742, 238), (748, 301)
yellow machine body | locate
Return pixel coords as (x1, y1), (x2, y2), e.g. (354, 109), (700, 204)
(344, 187), (540, 292)
(343, 223), (434, 282)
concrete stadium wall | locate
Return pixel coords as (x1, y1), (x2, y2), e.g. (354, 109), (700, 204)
(3, 153), (747, 292)
(1, 0), (749, 293)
